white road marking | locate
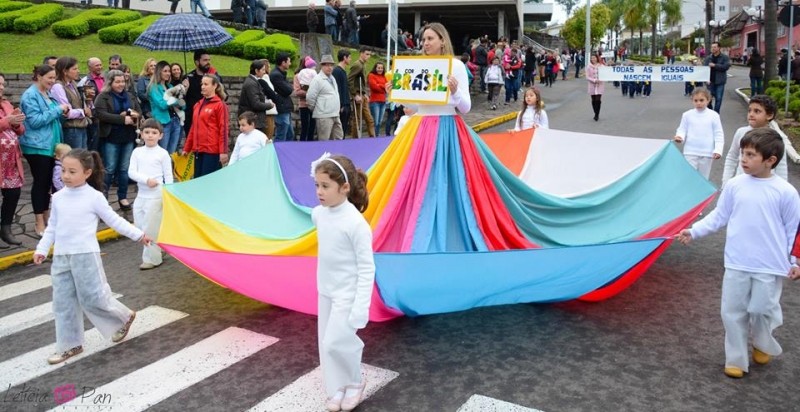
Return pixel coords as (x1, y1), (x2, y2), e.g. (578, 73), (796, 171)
(0, 305), (188, 390)
(248, 364), (399, 412)
(0, 275), (51, 302)
(457, 394), (545, 412)
(49, 326), (278, 411)
(0, 294), (121, 339)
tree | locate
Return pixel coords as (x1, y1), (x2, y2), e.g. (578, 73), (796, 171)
(647, 0), (683, 59)
(556, 0), (581, 16)
(602, 0), (626, 49)
(764, 0), (778, 81)
(623, 0), (647, 54)
(561, 3), (612, 49)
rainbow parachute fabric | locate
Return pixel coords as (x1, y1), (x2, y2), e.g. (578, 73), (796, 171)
(159, 115), (716, 321)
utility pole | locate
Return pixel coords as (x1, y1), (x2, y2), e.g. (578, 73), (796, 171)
(704, 0), (713, 53)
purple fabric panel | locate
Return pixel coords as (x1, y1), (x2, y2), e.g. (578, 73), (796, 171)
(274, 138), (394, 208)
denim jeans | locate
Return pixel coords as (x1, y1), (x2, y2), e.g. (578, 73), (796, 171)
(479, 65), (487, 92)
(749, 77), (763, 96)
(707, 83), (725, 112)
(159, 117), (182, 154)
(326, 25), (337, 40)
(504, 77), (515, 102)
(190, 0), (211, 17)
(274, 112), (294, 142)
(246, 0), (256, 25)
(62, 128), (88, 150)
(384, 106), (394, 135)
(103, 141), (134, 201)
(369, 102), (385, 136)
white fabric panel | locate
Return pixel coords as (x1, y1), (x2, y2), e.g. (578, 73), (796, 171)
(519, 128), (668, 197)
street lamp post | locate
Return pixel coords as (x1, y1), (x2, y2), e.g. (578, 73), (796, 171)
(744, 6), (764, 50)
(708, 19), (727, 42)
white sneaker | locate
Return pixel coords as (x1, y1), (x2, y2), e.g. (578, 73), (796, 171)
(325, 389), (345, 412)
(340, 380), (366, 411)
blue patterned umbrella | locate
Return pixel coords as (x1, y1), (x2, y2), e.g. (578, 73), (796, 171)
(134, 13), (233, 67)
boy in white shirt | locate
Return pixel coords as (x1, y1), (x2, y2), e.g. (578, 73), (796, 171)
(678, 128), (800, 379)
(721, 95), (788, 187)
(673, 88), (724, 179)
(128, 119), (174, 270)
(229, 111), (269, 166)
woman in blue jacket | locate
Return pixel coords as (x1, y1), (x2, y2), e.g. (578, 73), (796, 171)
(20, 65), (69, 236)
(148, 60), (183, 154)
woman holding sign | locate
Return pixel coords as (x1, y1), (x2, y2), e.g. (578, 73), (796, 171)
(586, 54), (605, 121)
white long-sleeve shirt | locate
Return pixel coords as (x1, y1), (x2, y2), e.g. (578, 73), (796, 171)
(312, 200), (375, 328)
(229, 129), (268, 166)
(721, 125), (789, 187)
(675, 107), (724, 157)
(514, 107), (549, 131)
(690, 174), (800, 277)
(128, 145), (173, 199)
(36, 184), (144, 256)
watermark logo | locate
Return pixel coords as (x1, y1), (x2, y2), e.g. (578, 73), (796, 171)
(53, 384), (77, 405)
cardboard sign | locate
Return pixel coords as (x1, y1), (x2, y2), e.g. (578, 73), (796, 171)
(598, 65), (711, 82)
(389, 56), (452, 105)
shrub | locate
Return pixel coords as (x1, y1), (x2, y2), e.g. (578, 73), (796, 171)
(12, 3), (63, 33)
(243, 33), (297, 62)
(0, 6), (28, 31)
(0, 1), (30, 13)
(53, 8), (140, 38)
(98, 14), (160, 44)
(218, 29), (265, 56)
(789, 99), (800, 118)
(125, 15), (162, 44)
(207, 27), (238, 54)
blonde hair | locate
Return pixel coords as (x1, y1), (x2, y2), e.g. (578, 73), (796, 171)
(203, 74), (227, 100)
(422, 22), (454, 56)
(139, 58), (156, 77)
(55, 143), (72, 159)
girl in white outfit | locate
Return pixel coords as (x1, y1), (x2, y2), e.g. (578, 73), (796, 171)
(311, 153), (374, 412)
(673, 88), (724, 179)
(512, 87), (548, 131)
(33, 149), (151, 364)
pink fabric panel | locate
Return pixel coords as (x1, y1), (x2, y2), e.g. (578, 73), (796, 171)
(160, 244), (403, 322)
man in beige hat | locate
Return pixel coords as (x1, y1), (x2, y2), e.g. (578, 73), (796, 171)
(306, 54), (344, 140)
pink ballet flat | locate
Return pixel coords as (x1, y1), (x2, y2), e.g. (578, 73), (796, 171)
(340, 380), (366, 411)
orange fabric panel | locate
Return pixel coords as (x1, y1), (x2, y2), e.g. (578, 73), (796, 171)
(478, 129), (535, 175)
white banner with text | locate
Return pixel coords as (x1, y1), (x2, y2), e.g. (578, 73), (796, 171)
(598, 65), (710, 82)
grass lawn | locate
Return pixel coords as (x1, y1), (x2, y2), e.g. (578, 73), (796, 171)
(0, 29), (254, 74)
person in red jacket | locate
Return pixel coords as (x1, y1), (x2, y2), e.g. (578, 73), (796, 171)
(183, 75), (230, 178)
(367, 62), (387, 136)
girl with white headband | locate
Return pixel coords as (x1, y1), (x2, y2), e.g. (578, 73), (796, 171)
(310, 152), (374, 412)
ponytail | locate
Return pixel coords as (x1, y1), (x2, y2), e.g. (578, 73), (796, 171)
(65, 149), (105, 192)
(313, 154), (370, 213)
(348, 168), (369, 213)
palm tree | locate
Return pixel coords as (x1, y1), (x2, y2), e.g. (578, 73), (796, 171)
(763, 0), (778, 81)
(648, 0), (682, 59)
(603, 0), (625, 50)
(623, 0), (648, 54)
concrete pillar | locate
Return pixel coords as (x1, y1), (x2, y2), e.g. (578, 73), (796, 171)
(414, 12), (421, 35)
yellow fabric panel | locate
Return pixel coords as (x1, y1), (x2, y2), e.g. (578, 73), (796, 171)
(159, 190), (318, 256)
(363, 116), (420, 228)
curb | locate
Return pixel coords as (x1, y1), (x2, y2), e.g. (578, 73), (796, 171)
(472, 112), (518, 132)
(0, 112), (517, 272)
(0, 228), (121, 271)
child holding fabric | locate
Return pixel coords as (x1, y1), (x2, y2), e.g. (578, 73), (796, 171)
(311, 153), (374, 412)
(673, 87), (724, 179)
(677, 128), (800, 379)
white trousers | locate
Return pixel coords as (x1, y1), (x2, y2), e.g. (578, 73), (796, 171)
(318, 294), (363, 397)
(721, 269), (784, 372)
(133, 196), (163, 265)
(51, 253), (132, 351)
(684, 154), (713, 180)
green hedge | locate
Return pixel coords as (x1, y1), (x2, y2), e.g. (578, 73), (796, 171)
(53, 8), (140, 38)
(218, 29), (265, 56)
(98, 14), (160, 44)
(0, 1), (30, 13)
(207, 27), (238, 54)
(243, 33), (297, 62)
(1, 3), (63, 33)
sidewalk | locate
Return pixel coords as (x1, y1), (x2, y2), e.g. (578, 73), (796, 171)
(0, 94), (525, 269)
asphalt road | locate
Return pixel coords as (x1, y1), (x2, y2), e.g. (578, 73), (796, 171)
(2, 65), (800, 412)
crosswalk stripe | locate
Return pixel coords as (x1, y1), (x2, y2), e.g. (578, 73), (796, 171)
(457, 394), (545, 412)
(247, 363), (399, 412)
(0, 305), (188, 390)
(49, 326), (278, 411)
(0, 293), (122, 339)
(0, 275), (51, 302)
